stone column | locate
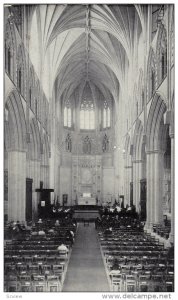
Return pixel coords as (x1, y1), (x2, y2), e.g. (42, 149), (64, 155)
(145, 151), (154, 230)
(30, 159), (41, 221)
(133, 160), (142, 211)
(124, 165), (132, 206)
(8, 150), (26, 222)
(154, 150), (164, 224)
(136, 160), (142, 212)
(133, 161), (137, 207)
(169, 132), (174, 243)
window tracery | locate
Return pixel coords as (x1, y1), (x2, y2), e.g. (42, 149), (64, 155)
(80, 99), (95, 130)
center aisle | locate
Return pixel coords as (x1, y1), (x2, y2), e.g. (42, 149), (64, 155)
(62, 223), (109, 292)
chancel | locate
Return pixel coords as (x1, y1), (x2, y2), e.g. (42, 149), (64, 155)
(4, 3), (174, 293)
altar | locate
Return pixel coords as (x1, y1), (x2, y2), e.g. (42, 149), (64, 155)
(78, 197), (96, 205)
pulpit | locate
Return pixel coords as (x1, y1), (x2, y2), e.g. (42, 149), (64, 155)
(36, 188), (54, 218)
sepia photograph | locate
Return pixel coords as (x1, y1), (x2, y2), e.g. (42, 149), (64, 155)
(3, 1), (175, 295)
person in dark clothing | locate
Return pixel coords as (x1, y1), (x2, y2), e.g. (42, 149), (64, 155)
(112, 258), (120, 270)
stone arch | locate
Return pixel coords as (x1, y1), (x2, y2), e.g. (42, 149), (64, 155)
(5, 89), (27, 222)
(146, 94), (167, 152)
(145, 94), (168, 228)
(5, 89), (26, 151)
(29, 118), (41, 160)
(146, 48), (157, 102)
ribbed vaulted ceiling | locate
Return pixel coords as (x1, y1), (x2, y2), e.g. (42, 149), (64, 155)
(30, 4), (143, 102)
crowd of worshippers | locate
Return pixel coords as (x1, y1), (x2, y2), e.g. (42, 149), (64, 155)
(95, 204), (144, 230)
(5, 215), (77, 243)
(99, 204), (138, 218)
(95, 215), (144, 231)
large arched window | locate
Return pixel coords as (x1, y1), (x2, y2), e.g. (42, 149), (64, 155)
(64, 100), (72, 128)
(80, 99), (95, 130)
(103, 101), (111, 128)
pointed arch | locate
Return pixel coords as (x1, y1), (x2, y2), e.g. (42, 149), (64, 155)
(146, 94), (167, 151)
(29, 118), (41, 160)
(5, 89), (26, 151)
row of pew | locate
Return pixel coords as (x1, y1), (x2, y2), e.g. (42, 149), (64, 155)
(98, 227), (174, 292)
(4, 221), (77, 292)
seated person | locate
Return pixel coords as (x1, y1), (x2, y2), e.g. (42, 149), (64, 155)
(37, 218), (43, 224)
(38, 229), (46, 236)
(66, 230), (74, 244)
(112, 258), (120, 270)
(104, 227), (113, 235)
(70, 230), (74, 238)
(55, 220), (60, 227)
(52, 207), (56, 213)
(31, 229), (38, 236)
(57, 243), (69, 254)
(116, 206), (121, 213)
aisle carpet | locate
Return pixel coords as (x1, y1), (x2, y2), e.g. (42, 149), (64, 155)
(62, 223), (109, 292)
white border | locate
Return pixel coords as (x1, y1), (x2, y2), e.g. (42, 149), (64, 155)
(0, 1), (177, 300)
